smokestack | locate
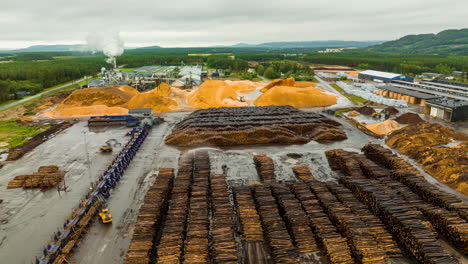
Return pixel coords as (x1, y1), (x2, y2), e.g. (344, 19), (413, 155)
(113, 57), (117, 69)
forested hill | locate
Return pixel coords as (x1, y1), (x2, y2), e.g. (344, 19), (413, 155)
(367, 28), (468, 55)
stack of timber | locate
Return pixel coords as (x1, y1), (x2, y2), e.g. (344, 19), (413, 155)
(325, 149), (365, 178)
(232, 186), (264, 242)
(165, 105), (347, 147)
(125, 168), (174, 264)
(7, 165), (66, 189)
(155, 154), (194, 263)
(270, 183), (318, 253)
(307, 179), (389, 263)
(339, 176), (457, 264)
(184, 151), (210, 264)
(291, 166), (315, 182)
(253, 185), (299, 263)
(363, 144), (468, 221)
(290, 183), (354, 264)
(253, 154), (276, 183)
(210, 174), (239, 263)
(325, 182), (403, 259)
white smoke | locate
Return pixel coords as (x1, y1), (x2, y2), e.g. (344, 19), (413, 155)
(86, 31), (124, 66)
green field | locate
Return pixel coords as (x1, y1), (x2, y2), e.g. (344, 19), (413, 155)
(120, 68), (136, 72)
(0, 120), (50, 148)
(330, 83), (367, 104)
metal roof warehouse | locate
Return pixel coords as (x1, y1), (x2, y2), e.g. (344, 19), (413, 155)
(359, 70), (414, 82)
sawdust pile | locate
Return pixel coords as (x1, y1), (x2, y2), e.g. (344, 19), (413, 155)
(366, 120), (402, 135)
(386, 123), (468, 195)
(45, 84), (181, 117)
(165, 106), (347, 147)
(395, 113), (425, 124)
(127, 83), (179, 112)
(261, 78), (295, 92)
(254, 86), (337, 108)
(188, 80), (261, 108)
(295, 81), (316, 88)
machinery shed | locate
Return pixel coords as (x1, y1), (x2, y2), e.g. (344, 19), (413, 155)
(359, 70), (414, 83)
(426, 99), (468, 122)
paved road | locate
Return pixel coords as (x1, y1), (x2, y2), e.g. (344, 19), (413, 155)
(0, 76), (91, 112)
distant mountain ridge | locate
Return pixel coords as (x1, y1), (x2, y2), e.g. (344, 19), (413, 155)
(229, 41), (384, 49)
(367, 28), (468, 55)
(1, 41), (383, 53)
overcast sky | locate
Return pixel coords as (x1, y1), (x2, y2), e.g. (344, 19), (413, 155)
(0, 0), (467, 49)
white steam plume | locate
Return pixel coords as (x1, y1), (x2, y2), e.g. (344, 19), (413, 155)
(86, 31), (124, 66)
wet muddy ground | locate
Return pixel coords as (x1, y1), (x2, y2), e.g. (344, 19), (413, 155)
(0, 109), (466, 264)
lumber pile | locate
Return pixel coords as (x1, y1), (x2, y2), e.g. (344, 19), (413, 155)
(253, 154), (276, 183)
(155, 154), (194, 264)
(339, 176), (457, 264)
(165, 106), (347, 147)
(125, 168), (174, 264)
(253, 185), (299, 263)
(210, 174), (239, 263)
(232, 186), (264, 242)
(7, 165), (65, 189)
(270, 184), (318, 253)
(184, 151), (210, 264)
(290, 183), (353, 264)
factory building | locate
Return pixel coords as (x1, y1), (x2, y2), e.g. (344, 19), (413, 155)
(376, 85), (437, 106)
(359, 70), (414, 83)
(425, 99), (468, 122)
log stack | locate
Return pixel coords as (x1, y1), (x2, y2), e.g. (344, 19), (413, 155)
(125, 168), (174, 264)
(232, 186), (264, 242)
(165, 105), (347, 147)
(270, 183), (318, 253)
(156, 154), (194, 264)
(339, 176), (457, 264)
(325, 182), (403, 260)
(210, 174), (239, 263)
(253, 185), (299, 263)
(253, 154), (276, 183)
(184, 151), (210, 264)
(290, 183), (354, 264)
(7, 165), (65, 189)
(307, 179), (387, 263)
(291, 166), (314, 182)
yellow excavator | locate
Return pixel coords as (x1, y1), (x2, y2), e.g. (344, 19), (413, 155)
(99, 139), (120, 153)
(371, 112), (382, 120)
(99, 208), (113, 224)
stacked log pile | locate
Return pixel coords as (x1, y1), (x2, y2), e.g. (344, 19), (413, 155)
(339, 176), (457, 264)
(324, 149), (365, 178)
(363, 144), (468, 221)
(253, 154), (276, 183)
(184, 151), (210, 264)
(290, 183), (353, 264)
(155, 154), (194, 264)
(270, 184), (318, 253)
(125, 168), (174, 264)
(291, 166), (315, 182)
(232, 186), (264, 242)
(210, 174), (239, 263)
(307, 179), (388, 263)
(325, 182), (403, 259)
(165, 105), (347, 147)
(253, 185), (299, 263)
(7, 165), (66, 189)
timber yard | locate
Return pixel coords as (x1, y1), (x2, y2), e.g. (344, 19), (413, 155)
(0, 62), (468, 264)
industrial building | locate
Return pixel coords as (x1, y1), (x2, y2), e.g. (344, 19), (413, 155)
(376, 85), (437, 106)
(359, 70), (414, 83)
(425, 98), (468, 122)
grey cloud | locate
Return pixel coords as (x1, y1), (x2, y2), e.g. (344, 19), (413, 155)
(0, 0), (467, 48)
